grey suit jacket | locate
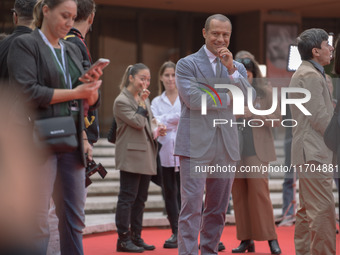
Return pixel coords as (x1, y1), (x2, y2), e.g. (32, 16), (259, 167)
(113, 88), (158, 175)
(174, 46), (255, 160)
(289, 60), (333, 165)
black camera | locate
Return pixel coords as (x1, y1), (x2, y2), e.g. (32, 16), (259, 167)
(85, 158), (107, 187)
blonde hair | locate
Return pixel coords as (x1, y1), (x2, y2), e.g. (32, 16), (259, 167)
(119, 63), (149, 91)
(33, 0), (77, 28)
(157, 61), (176, 95)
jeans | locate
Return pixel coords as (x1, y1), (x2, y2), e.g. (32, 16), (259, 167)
(34, 151), (86, 255)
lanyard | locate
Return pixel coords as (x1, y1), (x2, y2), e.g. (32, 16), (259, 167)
(38, 29), (72, 88)
(72, 28), (92, 63)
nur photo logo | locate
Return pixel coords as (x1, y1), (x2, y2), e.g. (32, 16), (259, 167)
(198, 82), (223, 115)
(199, 82), (312, 128)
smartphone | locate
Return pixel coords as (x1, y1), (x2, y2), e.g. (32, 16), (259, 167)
(80, 58), (110, 80)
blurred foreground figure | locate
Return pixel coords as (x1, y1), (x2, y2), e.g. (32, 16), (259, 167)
(0, 85), (41, 254)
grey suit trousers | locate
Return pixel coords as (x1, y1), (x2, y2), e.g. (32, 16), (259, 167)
(178, 129), (235, 255)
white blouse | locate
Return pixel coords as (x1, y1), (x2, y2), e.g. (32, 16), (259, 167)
(151, 92), (180, 168)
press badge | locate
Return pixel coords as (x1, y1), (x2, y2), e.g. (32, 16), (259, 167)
(70, 100), (79, 112)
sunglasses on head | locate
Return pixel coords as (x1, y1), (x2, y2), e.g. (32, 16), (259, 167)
(235, 58), (255, 71)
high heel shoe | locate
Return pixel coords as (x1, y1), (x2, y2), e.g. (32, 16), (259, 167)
(232, 240), (255, 253)
(268, 239), (281, 254)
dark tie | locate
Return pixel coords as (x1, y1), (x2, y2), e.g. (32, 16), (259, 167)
(215, 57), (222, 78)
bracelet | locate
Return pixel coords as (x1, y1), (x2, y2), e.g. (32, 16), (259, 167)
(139, 101), (146, 108)
(83, 138), (88, 140)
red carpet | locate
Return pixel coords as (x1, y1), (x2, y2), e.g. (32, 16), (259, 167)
(83, 225), (340, 254)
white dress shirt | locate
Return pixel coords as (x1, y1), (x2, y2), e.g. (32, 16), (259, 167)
(151, 92), (180, 168)
(203, 45), (241, 79)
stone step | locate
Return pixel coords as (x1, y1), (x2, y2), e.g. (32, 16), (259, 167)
(85, 194), (166, 214)
(87, 178), (293, 196)
(81, 139), (340, 234)
(93, 147), (115, 157)
(83, 208), (289, 235)
(87, 181), (163, 196)
(92, 157), (115, 168)
(84, 211), (237, 234)
(84, 189), (339, 214)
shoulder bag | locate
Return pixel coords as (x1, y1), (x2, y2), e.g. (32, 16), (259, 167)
(107, 117), (117, 144)
(33, 42), (78, 153)
(33, 112), (78, 153)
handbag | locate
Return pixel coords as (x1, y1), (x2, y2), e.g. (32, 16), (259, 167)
(324, 101), (340, 152)
(33, 46), (78, 153)
(107, 117), (117, 144)
(33, 115), (78, 153)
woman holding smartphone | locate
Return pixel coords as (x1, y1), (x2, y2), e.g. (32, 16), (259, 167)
(7, 0), (102, 254)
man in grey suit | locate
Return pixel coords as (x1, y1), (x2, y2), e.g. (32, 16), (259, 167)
(175, 14), (255, 255)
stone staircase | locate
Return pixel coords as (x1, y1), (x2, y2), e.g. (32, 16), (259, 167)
(84, 138), (339, 234)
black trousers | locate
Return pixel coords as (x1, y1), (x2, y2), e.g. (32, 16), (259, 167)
(162, 166), (181, 234)
(115, 171), (151, 236)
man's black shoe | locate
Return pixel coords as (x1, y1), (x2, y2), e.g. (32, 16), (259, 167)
(163, 234), (177, 248)
(116, 239), (144, 253)
(131, 236), (155, 250)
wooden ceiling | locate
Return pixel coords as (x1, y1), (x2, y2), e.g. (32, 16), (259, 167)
(96, 0), (340, 18)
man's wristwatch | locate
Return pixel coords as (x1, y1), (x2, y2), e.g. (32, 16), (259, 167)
(228, 64), (238, 75)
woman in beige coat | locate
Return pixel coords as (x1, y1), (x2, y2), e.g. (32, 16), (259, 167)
(113, 63), (165, 253)
(231, 52), (282, 254)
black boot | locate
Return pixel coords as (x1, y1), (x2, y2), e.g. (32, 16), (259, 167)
(131, 231), (155, 250)
(218, 241), (226, 251)
(268, 240), (281, 254)
(163, 233), (177, 248)
(232, 240), (255, 253)
(117, 232), (144, 253)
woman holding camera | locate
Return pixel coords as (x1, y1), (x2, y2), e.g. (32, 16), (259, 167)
(7, 0), (102, 254)
(114, 63), (165, 253)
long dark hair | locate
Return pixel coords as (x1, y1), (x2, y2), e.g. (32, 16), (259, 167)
(235, 56), (266, 97)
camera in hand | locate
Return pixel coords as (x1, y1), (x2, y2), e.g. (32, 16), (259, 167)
(85, 158), (107, 187)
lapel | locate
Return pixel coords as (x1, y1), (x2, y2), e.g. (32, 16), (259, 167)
(33, 29), (60, 87)
(194, 46), (233, 85)
(33, 29), (84, 87)
(194, 46), (215, 85)
(122, 87), (139, 111)
(122, 88), (154, 140)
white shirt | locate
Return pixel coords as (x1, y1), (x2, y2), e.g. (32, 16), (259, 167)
(203, 45), (241, 79)
(151, 92), (180, 168)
